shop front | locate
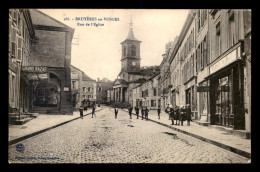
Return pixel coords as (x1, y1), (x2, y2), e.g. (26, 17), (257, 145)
(22, 66), (63, 114)
(208, 42), (245, 130)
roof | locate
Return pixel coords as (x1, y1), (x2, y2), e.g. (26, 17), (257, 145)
(82, 73), (94, 81)
(129, 78), (147, 84)
(29, 9), (74, 30)
(113, 79), (129, 86)
(71, 65), (94, 81)
(121, 17), (141, 43)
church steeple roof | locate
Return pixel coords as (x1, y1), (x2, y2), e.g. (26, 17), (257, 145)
(121, 16), (141, 43)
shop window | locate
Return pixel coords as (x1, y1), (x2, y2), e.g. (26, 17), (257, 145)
(214, 74), (234, 127)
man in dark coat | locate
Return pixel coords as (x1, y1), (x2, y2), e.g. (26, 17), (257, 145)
(179, 106), (185, 126)
(157, 105), (161, 119)
(129, 105), (133, 119)
(145, 106), (149, 120)
(135, 105), (139, 119)
(175, 106), (180, 125)
(186, 104), (192, 126)
(91, 103), (96, 118)
(169, 106), (175, 125)
(114, 107), (118, 119)
(79, 106), (84, 119)
(141, 106), (145, 120)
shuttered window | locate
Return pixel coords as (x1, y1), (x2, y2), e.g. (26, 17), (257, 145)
(11, 27), (16, 58)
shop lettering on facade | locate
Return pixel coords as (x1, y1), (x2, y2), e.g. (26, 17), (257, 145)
(22, 66), (47, 73)
(209, 47), (237, 75)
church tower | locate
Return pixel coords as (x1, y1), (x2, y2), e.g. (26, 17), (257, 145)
(121, 17), (141, 72)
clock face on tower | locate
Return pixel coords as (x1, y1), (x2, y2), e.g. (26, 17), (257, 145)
(132, 62), (136, 66)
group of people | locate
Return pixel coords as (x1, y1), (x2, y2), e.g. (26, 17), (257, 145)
(79, 103), (97, 119)
(165, 104), (192, 126)
(114, 105), (150, 120)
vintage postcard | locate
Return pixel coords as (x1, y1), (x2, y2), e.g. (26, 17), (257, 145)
(8, 9), (251, 164)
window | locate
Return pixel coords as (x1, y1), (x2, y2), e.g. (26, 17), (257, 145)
(153, 88), (157, 96)
(123, 46), (126, 56)
(11, 27), (16, 58)
(17, 36), (22, 61)
(131, 45), (136, 56)
(151, 100), (156, 107)
(83, 87), (86, 92)
(228, 10), (236, 48)
(13, 9), (17, 24)
(72, 81), (76, 90)
(12, 74), (16, 103)
(216, 22), (221, 57)
(203, 36), (208, 67)
(197, 9), (201, 31)
(88, 87), (91, 92)
(88, 95), (91, 99)
(200, 42), (203, 69)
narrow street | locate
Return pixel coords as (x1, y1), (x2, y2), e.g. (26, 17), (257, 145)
(8, 106), (248, 163)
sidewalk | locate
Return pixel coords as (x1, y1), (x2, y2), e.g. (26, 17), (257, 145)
(124, 109), (251, 159)
(8, 107), (102, 146)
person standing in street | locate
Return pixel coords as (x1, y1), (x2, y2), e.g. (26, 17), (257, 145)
(79, 106), (84, 119)
(157, 105), (161, 119)
(128, 105), (133, 119)
(186, 104), (192, 126)
(135, 105), (139, 119)
(179, 106), (185, 126)
(92, 103), (96, 118)
(175, 106), (180, 125)
(145, 106), (149, 120)
(141, 106), (145, 120)
(169, 105), (175, 125)
(114, 107), (118, 119)
(165, 104), (170, 120)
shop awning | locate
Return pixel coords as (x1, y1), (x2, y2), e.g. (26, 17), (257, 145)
(22, 66), (48, 81)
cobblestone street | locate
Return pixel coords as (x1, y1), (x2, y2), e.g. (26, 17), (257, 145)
(8, 106), (249, 164)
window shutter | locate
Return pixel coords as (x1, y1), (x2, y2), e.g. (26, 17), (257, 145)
(17, 36), (23, 61)
(9, 21), (11, 54)
(11, 27), (16, 58)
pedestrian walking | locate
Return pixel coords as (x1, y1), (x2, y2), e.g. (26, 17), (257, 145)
(157, 105), (161, 119)
(114, 107), (118, 119)
(175, 106), (180, 125)
(128, 105), (133, 119)
(83, 105), (88, 112)
(165, 104), (170, 120)
(141, 106), (145, 120)
(91, 103), (96, 118)
(179, 106), (185, 126)
(186, 104), (192, 126)
(145, 106), (149, 120)
(79, 106), (84, 119)
(135, 105), (139, 119)
(169, 105), (175, 125)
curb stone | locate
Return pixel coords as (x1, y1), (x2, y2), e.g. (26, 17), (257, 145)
(122, 109), (250, 159)
(8, 108), (103, 146)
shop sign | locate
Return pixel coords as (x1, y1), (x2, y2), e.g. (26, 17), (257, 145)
(197, 86), (210, 92)
(209, 47), (237, 75)
(64, 87), (69, 91)
(22, 66), (47, 73)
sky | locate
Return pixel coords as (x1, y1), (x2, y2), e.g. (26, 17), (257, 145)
(38, 9), (189, 81)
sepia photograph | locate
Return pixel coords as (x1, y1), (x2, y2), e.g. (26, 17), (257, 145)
(8, 9), (251, 164)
